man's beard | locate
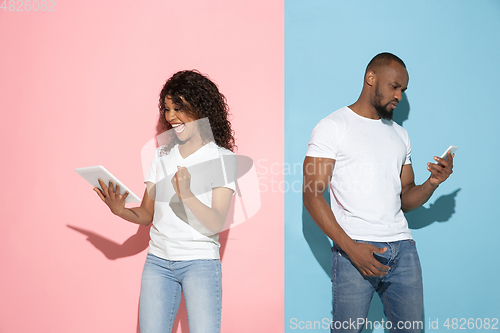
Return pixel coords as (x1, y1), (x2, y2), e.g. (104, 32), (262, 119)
(374, 87), (394, 120)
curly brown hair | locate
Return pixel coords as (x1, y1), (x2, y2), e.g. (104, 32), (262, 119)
(158, 70), (236, 153)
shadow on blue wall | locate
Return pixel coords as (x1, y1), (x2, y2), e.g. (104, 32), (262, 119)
(302, 93), (461, 332)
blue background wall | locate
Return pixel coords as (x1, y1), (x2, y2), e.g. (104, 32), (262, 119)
(285, 1), (500, 331)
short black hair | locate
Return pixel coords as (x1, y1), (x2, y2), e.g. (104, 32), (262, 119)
(366, 52), (406, 74)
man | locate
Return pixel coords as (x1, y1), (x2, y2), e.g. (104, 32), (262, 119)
(303, 53), (454, 333)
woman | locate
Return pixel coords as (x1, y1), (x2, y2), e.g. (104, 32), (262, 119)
(94, 70), (237, 333)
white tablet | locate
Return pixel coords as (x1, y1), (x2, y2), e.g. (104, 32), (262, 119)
(75, 165), (141, 203)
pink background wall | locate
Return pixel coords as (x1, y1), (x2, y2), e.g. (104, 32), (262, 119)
(0, 1), (283, 332)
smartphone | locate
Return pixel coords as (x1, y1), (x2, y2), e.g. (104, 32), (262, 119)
(439, 145), (458, 161)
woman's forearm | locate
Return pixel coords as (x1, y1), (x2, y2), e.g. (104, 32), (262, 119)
(181, 195), (225, 234)
(116, 206), (154, 226)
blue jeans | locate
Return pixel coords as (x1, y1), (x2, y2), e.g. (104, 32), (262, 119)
(139, 253), (222, 333)
(331, 240), (424, 333)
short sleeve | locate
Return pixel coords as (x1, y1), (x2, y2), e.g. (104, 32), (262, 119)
(306, 118), (339, 159)
(404, 134), (412, 165)
(144, 148), (159, 184)
(210, 150), (237, 194)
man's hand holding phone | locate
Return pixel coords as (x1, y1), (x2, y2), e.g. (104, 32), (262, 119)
(427, 146), (457, 186)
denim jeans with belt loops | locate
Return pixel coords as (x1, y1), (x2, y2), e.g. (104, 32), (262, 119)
(139, 253), (222, 333)
(331, 240), (424, 333)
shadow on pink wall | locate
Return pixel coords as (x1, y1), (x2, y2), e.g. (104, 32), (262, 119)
(66, 116), (257, 332)
(67, 201), (235, 333)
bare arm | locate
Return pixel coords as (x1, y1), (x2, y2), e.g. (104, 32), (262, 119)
(303, 156), (390, 277)
(401, 151), (454, 211)
(94, 179), (154, 226)
(172, 166), (234, 234)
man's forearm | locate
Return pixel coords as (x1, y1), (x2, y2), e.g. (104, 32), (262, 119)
(304, 194), (354, 251)
(401, 178), (439, 211)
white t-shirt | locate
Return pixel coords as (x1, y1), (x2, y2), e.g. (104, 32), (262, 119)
(306, 106), (413, 241)
(145, 141), (237, 260)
